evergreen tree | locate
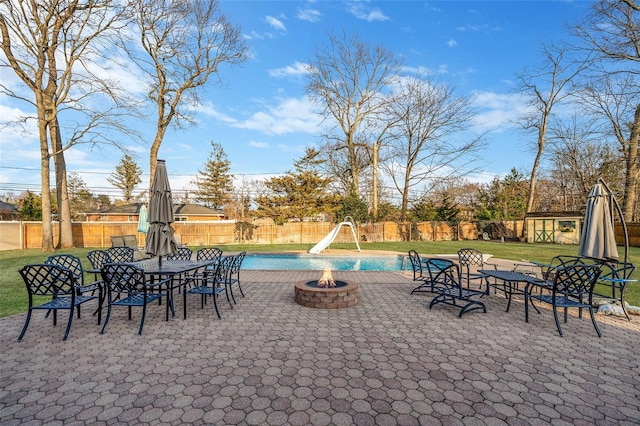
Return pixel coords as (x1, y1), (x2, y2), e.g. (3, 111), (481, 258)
(18, 191), (42, 221)
(67, 173), (94, 220)
(435, 192), (460, 223)
(334, 191), (369, 224)
(254, 148), (339, 223)
(410, 196), (438, 221)
(107, 154), (142, 203)
(194, 141), (234, 210)
(474, 168), (528, 220)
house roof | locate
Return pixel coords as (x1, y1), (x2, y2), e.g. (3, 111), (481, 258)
(90, 202), (224, 216)
(0, 201), (18, 213)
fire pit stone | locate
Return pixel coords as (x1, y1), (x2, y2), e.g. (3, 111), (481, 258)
(294, 279), (359, 309)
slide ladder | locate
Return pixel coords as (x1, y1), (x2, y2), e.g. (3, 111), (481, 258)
(309, 217), (361, 254)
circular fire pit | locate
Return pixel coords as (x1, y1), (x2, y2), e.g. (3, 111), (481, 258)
(294, 280), (359, 309)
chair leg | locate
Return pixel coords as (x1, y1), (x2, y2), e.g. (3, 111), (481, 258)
(229, 285), (237, 304)
(18, 309), (33, 341)
(213, 292), (221, 320)
(93, 289), (103, 324)
(183, 286), (188, 320)
(63, 307), (75, 341)
(589, 307), (602, 337)
(101, 305), (112, 334)
(552, 305), (564, 337)
(138, 304), (147, 335)
(224, 286), (233, 309)
(620, 293), (631, 321)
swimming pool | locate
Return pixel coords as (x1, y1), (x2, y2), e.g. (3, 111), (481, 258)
(241, 253), (405, 271)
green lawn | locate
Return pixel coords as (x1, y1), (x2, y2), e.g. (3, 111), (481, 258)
(1, 241), (637, 318)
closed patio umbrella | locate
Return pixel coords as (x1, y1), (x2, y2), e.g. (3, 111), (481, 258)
(137, 204), (149, 233)
(145, 160), (177, 262)
(578, 180), (619, 262)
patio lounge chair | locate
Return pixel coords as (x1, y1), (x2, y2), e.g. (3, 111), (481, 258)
(426, 257), (487, 318)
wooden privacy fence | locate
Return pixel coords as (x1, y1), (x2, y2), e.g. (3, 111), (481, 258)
(1, 220), (637, 251)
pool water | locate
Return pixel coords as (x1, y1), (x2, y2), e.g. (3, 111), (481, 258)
(242, 253), (405, 271)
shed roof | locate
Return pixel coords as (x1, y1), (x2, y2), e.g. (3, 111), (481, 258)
(525, 211), (583, 218)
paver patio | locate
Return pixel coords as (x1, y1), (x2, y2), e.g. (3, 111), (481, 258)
(1, 266), (639, 425)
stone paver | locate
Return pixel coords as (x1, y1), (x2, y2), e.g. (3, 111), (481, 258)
(1, 266), (639, 425)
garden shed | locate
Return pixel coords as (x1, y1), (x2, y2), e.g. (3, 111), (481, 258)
(525, 211), (583, 244)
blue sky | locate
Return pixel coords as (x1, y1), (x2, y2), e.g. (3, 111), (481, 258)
(0, 0), (593, 200)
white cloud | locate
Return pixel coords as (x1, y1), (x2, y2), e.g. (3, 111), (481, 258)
(297, 8), (321, 22)
(233, 97), (322, 135)
(249, 141), (269, 148)
(437, 64), (448, 74)
(347, 3), (390, 22)
(195, 102), (238, 124)
(277, 143), (307, 154)
(265, 15), (286, 32)
(244, 30), (265, 40)
(447, 39), (457, 47)
(471, 91), (531, 133)
(401, 65), (435, 77)
(268, 62), (309, 78)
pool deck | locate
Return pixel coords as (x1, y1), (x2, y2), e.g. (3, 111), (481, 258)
(1, 259), (639, 425)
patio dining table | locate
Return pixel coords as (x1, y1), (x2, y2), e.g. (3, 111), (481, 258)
(480, 269), (548, 313)
(128, 259), (216, 320)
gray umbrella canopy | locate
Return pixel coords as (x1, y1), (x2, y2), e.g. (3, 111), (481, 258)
(145, 160), (177, 258)
(578, 181), (619, 262)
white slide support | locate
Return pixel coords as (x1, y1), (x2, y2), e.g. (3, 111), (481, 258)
(309, 221), (361, 254)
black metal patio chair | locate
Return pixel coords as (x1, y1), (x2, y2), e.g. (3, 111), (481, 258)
(457, 248), (495, 294)
(45, 254), (103, 320)
(196, 247), (223, 263)
(525, 263), (603, 337)
(225, 251), (246, 303)
(166, 246), (193, 261)
(593, 261), (636, 321)
(87, 249), (112, 271)
(185, 259), (227, 319)
(537, 255), (586, 281)
(105, 246), (135, 263)
(408, 250), (425, 283)
(100, 263), (172, 335)
(18, 264), (99, 341)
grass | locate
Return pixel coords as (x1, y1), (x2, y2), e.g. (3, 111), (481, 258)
(1, 241), (637, 318)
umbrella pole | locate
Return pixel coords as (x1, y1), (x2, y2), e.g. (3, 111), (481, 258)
(598, 178), (629, 264)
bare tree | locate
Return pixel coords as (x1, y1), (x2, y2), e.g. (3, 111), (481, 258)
(306, 31), (401, 198)
(514, 43), (589, 216)
(129, 0), (249, 188)
(573, 0), (640, 221)
(1, 0), (133, 250)
(382, 76), (483, 221)
(548, 114), (621, 210)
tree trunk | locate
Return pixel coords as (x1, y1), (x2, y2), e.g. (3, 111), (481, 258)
(622, 103), (640, 222)
(372, 141), (378, 220)
(149, 127), (168, 191)
(51, 117), (74, 248)
(38, 106), (54, 252)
